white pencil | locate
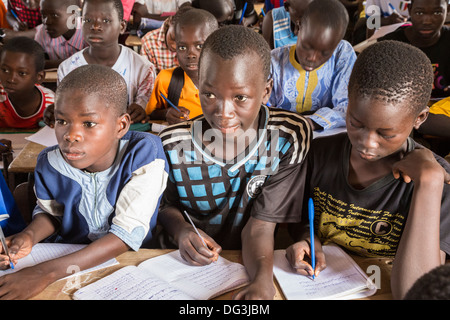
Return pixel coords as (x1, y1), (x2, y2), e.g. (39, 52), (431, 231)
(183, 210), (208, 248)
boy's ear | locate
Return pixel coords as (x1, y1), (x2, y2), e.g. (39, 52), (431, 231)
(119, 19), (127, 35)
(35, 70), (45, 85)
(262, 78), (273, 105)
(117, 112), (131, 138)
(413, 107), (429, 130)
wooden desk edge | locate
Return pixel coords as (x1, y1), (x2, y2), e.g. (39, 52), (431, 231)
(8, 141), (46, 173)
(31, 249), (393, 300)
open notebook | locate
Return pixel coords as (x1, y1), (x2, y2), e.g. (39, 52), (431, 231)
(73, 250), (250, 300)
(273, 244), (377, 300)
(0, 243), (118, 279)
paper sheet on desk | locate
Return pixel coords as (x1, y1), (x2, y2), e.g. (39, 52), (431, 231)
(25, 126), (57, 147)
(0, 243), (118, 279)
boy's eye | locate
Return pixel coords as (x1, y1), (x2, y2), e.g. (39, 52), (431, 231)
(235, 95), (247, 102)
(196, 44), (203, 50)
(349, 120), (363, 128)
(103, 19), (110, 23)
(178, 46), (187, 51)
(55, 119), (67, 126)
(19, 71), (28, 76)
(84, 121), (97, 128)
(434, 11), (443, 15)
(204, 92), (216, 99)
(83, 18), (91, 23)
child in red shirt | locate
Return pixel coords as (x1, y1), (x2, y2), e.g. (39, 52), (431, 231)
(0, 37), (54, 129)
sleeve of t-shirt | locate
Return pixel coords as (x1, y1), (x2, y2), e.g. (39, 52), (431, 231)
(251, 115), (313, 223)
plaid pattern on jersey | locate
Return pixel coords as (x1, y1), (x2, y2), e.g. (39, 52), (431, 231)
(9, 0), (41, 28)
(160, 105), (311, 248)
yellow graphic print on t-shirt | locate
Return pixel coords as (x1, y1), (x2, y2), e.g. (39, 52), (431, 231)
(313, 187), (406, 258)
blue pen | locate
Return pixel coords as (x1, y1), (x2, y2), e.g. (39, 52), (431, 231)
(160, 92), (181, 113)
(308, 198), (315, 280)
(239, 2), (248, 25)
(261, 8), (265, 17)
(10, 9), (21, 23)
(388, 3), (398, 14)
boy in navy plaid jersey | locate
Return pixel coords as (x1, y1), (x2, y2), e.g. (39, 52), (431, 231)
(158, 25), (312, 299)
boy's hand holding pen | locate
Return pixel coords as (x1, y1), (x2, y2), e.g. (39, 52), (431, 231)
(180, 211), (222, 265)
(285, 239), (326, 279)
(160, 92), (190, 124)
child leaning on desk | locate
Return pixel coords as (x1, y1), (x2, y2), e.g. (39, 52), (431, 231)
(0, 65), (168, 300)
(284, 40), (450, 300)
(0, 36), (54, 129)
(56, 0), (156, 124)
(269, 0), (356, 132)
(146, 8), (218, 125)
(157, 25), (312, 300)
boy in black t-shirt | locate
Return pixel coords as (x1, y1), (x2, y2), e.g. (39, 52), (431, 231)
(379, 0), (450, 99)
(158, 25), (312, 300)
(285, 40), (450, 300)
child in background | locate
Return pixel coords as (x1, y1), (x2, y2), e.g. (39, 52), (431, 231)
(269, 0), (356, 131)
(0, 36), (54, 129)
(192, 0), (258, 27)
(158, 25), (312, 299)
(146, 8), (218, 124)
(57, 0), (156, 124)
(261, 0), (313, 49)
(7, 0), (41, 30)
(0, 64), (168, 300)
(284, 41), (450, 299)
(34, 0), (87, 69)
(379, 0), (450, 99)
(140, 3), (193, 73)
(365, 0), (409, 38)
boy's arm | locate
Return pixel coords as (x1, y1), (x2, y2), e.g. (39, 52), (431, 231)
(0, 233), (129, 300)
(390, 148), (449, 299)
(234, 217), (276, 300)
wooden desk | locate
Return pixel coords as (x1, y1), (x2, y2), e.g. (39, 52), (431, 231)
(125, 34), (142, 52)
(31, 249), (393, 300)
(8, 141), (45, 173)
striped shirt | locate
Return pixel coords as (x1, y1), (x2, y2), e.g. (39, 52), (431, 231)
(272, 6), (297, 49)
(159, 105), (312, 249)
(140, 19), (178, 74)
(34, 24), (87, 61)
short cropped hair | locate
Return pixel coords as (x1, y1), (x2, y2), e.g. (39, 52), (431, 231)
(56, 65), (128, 116)
(348, 40), (434, 116)
(301, 0), (349, 39)
(1, 36), (45, 72)
(174, 8), (218, 35)
(404, 264), (450, 300)
(199, 25), (271, 80)
(83, 0), (124, 21)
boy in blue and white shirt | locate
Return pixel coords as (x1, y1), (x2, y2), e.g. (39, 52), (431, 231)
(269, 0), (356, 131)
(0, 65), (168, 299)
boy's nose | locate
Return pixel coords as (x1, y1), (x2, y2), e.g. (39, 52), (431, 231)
(360, 130), (378, 150)
(64, 126), (82, 143)
(217, 100), (235, 119)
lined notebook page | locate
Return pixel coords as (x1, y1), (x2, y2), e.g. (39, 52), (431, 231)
(273, 244), (377, 300)
(0, 243), (118, 278)
(74, 250), (250, 300)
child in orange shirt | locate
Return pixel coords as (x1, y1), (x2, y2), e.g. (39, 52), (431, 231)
(146, 8), (218, 124)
